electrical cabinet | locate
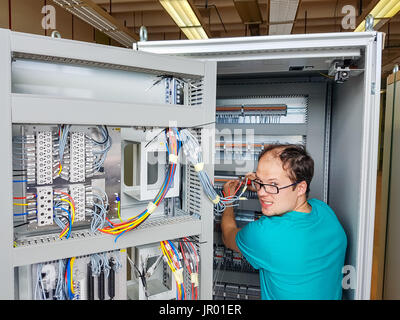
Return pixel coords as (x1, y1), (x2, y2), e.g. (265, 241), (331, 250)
(137, 31), (383, 300)
(0, 28), (216, 300)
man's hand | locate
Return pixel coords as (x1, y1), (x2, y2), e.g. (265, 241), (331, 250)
(223, 179), (240, 196)
(244, 172), (257, 192)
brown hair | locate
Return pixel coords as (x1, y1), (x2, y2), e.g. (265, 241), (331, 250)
(258, 144), (314, 196)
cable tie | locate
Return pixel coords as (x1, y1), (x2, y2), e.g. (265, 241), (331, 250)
(168, 154), (178, 164)
(191, 272), (199, 287)
(194, 162), (204, 172)
(173, 268), (184, 285)
(146, 202), (158, 214)
(211, 195), (220, 204)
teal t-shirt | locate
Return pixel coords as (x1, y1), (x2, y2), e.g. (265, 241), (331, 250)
(235, 198), (347, 300)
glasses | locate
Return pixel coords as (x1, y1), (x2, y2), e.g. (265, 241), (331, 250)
(251, 180), (300, 194)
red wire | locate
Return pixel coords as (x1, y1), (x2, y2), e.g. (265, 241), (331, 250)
(13, 196), (26, 200)
(233, 180), (243, 196)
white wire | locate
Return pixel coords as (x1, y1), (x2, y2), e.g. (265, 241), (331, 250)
(54, 259), (67, 300)
(102, 253), (111, 278)
(89, 187), (109, 233)
(34, 263), (47, 300)
(180, 128), (244, 213)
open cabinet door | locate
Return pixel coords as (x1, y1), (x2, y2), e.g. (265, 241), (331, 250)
(1, 28), (217, 300)
(137, 32), (384, 300)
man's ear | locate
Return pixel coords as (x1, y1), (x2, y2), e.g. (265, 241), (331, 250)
(296, 181), (308, 197)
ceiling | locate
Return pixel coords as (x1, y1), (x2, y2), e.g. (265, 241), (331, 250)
(86, 0), (400, 77)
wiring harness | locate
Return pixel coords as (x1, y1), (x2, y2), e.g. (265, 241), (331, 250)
(179, 128), (248, 214)
(99, 127), (181, 241)
(160, 240), (186, 300)
(159, 237), (200, 300)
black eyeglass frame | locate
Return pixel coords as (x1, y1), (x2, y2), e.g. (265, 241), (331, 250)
(250, 180), (301, 194)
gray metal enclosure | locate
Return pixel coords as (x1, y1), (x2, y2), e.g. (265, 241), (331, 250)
(138, 31), (383, 300)
(0, 28), (217, 300)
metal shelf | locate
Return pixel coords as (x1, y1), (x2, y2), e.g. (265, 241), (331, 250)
(11, 93), (211, 127)
(13, 215), (202, 267)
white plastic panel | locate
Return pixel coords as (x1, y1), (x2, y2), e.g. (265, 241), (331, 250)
(36, 186), (54, 227)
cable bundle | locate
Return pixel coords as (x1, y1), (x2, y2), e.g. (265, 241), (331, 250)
(89, 187), (109, 233)
(99, 128), (181, 241)
(65, 257), (76, 300)
(54, 259), (67, 300)
(179, 129), (247, 214)
(179, 237), (200, 300)
(58, 125), (70, 179)
(160, 240), (185, 300)
(53, 190), (76, 239)
(88, 126), (112, 174)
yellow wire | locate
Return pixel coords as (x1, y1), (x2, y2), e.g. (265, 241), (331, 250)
(57, 164), (62, 176)
(160, 242), (176, 272)
(70, 257), (75, 294)
(117, 200), (122, 223)
(177, 281), (181, 299)
(105, 212), (150, 235)
(59, 227), (68, 239)
(13, 203), (29, 206)
(160, 241), (182, 300)
(59, 198), (75, 224)
(58, 198), (75, 238)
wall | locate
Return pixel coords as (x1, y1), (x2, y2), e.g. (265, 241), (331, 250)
(0, 0), (120, 46)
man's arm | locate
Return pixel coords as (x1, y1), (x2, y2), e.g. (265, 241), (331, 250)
(221, 205), (241, 253)
(221, 180), (241, 253)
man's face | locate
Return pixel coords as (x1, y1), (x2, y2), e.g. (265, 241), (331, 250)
(255, 152), (304, 217)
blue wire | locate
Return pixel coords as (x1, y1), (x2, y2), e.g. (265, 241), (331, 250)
(55, 206), (72, 239)
(13, 212), (29, 216)
(167, 240), (179, 259)
(13, 180), (27, 183)
(114, 230), (127, 243)
(66, 259), (72, 299)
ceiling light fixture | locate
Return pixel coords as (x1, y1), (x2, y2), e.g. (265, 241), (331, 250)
(159, 0), (210, 40)
(354, 0), (400, 32)
(53, 0), (138, 47)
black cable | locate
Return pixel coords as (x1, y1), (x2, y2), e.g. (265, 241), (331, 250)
(144, 121), (216, 149)
(87, 263), (94, 301)
(13, 222), (29, 228)
(132, 263), (147, 293)
(87, 125), (109, 145)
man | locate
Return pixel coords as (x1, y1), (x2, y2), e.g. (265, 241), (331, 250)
(221, 144), (347, 300)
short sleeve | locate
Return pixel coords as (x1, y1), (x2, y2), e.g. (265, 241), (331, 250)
(235, 219), (271, 270)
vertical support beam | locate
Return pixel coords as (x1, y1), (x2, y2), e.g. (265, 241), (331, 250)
(356, 33), (383, 300)
(199, 60), (216, 300)
(0, 29), (15, 299)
